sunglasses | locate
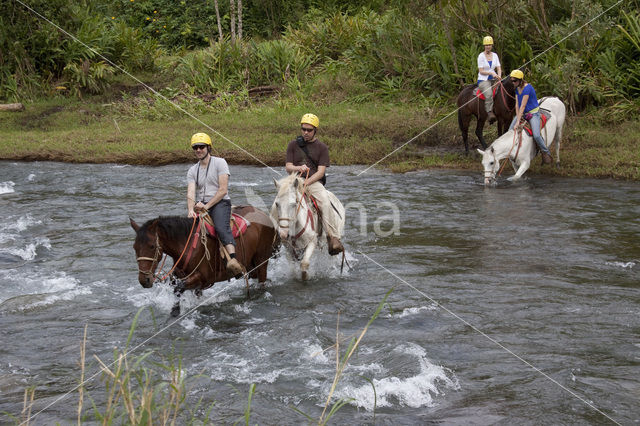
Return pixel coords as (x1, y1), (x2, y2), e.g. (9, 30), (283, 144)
(192, 145), (208, 150)
(301, 127), (315, 133)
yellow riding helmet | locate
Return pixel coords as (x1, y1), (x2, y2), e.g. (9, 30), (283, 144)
(190, 132), (212, 147)
(483, 36), (494, 45)
(510, 69), (524, 80)
(300, 113), (319, 129)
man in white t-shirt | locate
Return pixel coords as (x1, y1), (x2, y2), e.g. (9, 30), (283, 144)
(186, 132), (243, 277)
(477, 35), (502, 124)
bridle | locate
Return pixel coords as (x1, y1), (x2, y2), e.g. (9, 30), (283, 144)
(276, 187), (300, 238)
(277, 181), (315, 243)
(483, 149), (499, 183)
(136, 234), (163, 276)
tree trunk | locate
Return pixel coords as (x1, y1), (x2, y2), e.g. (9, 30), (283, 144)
(213, 0), (223, 42)
(230, 0), (236, 43)
(237, 0), (243, 40)
(0, 103), (25, 111)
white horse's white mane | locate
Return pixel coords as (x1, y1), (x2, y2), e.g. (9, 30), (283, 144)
(276, 174), (304, 197)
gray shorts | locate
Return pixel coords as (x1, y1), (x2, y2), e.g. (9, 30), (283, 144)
(207, 199), (235, 246)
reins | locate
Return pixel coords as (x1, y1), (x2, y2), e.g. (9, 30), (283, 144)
(496, 79), (516, 113)
(295, 170), (310, 216)
(496, 130), (521, 178)
(157, 215), (199, 280)
(136, 214), (211, 284)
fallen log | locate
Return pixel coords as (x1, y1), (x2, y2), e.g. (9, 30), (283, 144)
(0, 103), (25, 111)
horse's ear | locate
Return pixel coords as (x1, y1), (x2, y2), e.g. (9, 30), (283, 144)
(476, 149), (485, 155)
(130, 217), (140, 232)
(273, 177), (279, 189)
(293, 178), (299, 188)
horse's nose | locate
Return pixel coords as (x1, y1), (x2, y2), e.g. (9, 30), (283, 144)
(139, 274), (154, 288)
(484, 177), (491, 185)
(279, 229), (288, 240)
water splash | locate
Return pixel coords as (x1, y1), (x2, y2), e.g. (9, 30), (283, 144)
(0, 181), (15, 194)
(333, 343), (458, 411)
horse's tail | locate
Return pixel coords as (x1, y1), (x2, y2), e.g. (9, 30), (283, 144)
(457, 107), (464, 131)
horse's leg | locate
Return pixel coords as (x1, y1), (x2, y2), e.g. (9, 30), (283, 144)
(300, 238), (317, 281)
(497, 118), (506, 137)
(171, 276), (185, 317)
(458, 110), (471, 154)
(554, 124), (562, 168)
(508, 159), (531, 181)
(475, 116), (488, 149)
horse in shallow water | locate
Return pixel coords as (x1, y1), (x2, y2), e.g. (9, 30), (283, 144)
(130, 205), (278, 316)
(477, 96), (566, 185)
(270, 174), (345, 280)
(457, 77), (516, 153)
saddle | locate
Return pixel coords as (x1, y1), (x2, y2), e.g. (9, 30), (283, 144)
(522, 109), (551, 136)
(202, 213), (250, 238)
(475, 86), (497, 100)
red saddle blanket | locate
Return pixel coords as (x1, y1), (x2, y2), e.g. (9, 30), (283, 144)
(522, 114), (548, 136)
(204, 213), (249, 238)
(475, 86), (497, 100)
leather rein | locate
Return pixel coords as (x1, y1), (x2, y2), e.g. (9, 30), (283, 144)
(278, 186), (316, 243)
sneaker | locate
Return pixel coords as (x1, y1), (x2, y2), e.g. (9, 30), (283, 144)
(226, 258), (244, 278)
(541, 153), (553, 165)
(327, 236), (344, 256)
(487, 112), (496, 124)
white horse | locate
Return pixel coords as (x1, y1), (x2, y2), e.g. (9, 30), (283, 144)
(270, 174), (345, 280)
(477, 96), (566, 185)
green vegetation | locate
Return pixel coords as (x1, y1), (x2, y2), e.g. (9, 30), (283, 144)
(0, 0), (639, 179)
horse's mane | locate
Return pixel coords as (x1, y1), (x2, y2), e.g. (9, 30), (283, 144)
(137, 216), (193, 243)
(276, 174), (303, 197)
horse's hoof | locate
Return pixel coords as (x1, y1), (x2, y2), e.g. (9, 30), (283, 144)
(301, 270), (309, 281)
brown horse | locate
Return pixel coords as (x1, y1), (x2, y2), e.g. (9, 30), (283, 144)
(456, 77), (516, 153)
(130, 205), (279, 316)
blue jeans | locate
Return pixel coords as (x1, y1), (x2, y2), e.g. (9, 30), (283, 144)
(207, 199), (235, 246)
(509, 111), (550, 155)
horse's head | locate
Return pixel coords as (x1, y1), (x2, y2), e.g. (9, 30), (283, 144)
(477, 146), (500, 185)
(271, 174), (303, 240)
(130, 218), (161, 288)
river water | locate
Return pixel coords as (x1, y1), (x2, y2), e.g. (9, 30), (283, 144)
(0, 160), (638, 424)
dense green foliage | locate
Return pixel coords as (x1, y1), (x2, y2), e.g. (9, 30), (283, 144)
(1, 0), (639, 118)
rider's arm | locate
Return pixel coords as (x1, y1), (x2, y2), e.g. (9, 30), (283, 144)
(204, 173), (229, 210)
(496, 65), (502, 78)
(306, 165), (326, 185)
(187, 181), (197, 217)
(514, 94), (529, 129)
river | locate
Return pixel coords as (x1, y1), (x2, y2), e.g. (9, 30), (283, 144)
(0, 161), (638, 424)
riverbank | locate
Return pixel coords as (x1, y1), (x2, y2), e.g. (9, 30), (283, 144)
(1, 97), (638, 180)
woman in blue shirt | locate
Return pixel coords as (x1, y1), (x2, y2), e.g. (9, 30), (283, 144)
(509, 69), (552, 164)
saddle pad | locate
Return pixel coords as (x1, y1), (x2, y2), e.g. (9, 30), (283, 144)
(523, 114), (549, 136)
(204, 213), (250, 238)
(475, 86), (497, 101)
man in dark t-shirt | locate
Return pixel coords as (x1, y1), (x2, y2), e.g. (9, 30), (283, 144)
(285, 113), (343, 255)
